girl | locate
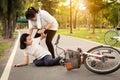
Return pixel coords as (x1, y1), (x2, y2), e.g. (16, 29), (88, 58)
(14, 33), (62, 67)
(25, 7), (58, 58)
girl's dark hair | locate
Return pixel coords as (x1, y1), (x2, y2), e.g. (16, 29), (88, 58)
(25, 7), (39, 19)
(20, 33), (29, 49)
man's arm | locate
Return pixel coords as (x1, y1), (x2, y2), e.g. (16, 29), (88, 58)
(14, 56), (29, 67)
(36, 22), (53, 40)
(44, 21), (54, 30)
(38, 22), (54, 34)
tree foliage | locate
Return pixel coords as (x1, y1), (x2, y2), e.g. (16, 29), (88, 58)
(40, 0), (59, 15)
(0, 0), (27, 39)
(0, 0), (119, 38)
(84, 0), (106, 33)
(107, 1), (120, 27)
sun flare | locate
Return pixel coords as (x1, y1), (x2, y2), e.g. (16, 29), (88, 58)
(79, 3), (86, 10)
(63, 0), (70, 6)
(62, 0), (86, 10)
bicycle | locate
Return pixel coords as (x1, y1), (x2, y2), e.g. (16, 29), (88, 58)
(55, 35), (120, 74)
(104, 27), (120, 46)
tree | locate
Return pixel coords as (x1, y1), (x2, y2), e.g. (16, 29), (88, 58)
(84, 0), (106, 34)
(40, 0), (59, 15)
(55, 5), (69, 29)
(70, 0), (73, 34)
(0, 0), (8, 39)
(0, 0), (27, 39)
(108, 1), (120, 27)
(72, 0), (79, 29)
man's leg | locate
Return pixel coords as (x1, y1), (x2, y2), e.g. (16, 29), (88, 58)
(45, 30), (56, 58)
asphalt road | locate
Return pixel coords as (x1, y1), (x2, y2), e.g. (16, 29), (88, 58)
(0, 30), (120, 80)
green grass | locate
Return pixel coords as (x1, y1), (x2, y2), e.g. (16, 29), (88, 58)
(57, 28), (120, 48)
(0, 43), (10, 57)
(13, 31), (18, 38)
(0, 31), (18, 58)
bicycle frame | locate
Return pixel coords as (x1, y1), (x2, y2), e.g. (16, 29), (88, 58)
(55, 35), (116, 63)
(55, 42), (105, 63)
(55, 35), (120, 74)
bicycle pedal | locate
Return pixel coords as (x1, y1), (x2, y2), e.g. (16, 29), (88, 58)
(77, 48), (82, 52)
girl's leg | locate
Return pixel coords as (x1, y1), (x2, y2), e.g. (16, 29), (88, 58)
(34, 58), (44, 66)
(43, 55), (61, 66)
(45, 30), (56, 58)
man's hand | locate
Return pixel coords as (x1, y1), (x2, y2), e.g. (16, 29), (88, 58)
(38, 29), (45, 34)
(37, 29), (46, 40)
(40, 33), (46, 40)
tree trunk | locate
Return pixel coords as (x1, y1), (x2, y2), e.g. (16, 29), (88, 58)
(73, 10), (78, 29)
(92, 14), (95, 34)
(7, 0), (13, 38)
(70, 0), (73, 34)
(0, 9), (8, 39)
(99, 10), (103, 33)
(13, 16), (16, 33)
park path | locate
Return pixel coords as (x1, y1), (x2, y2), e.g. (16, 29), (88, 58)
(0, 30), (120, 80)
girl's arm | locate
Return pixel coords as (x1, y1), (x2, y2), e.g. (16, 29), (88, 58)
(14, 56), (29, 67)
(28, 28), (34, 36)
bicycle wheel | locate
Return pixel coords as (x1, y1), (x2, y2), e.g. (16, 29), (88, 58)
(104, 30), (119, 46)
(84, 46), (120, 74)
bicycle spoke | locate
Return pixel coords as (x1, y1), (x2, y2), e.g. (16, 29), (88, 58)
(85, 46), (120, 74)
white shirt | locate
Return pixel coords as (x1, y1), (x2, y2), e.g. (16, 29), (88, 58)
(24, 38), (51, 59)
(28, 10), (58, 30)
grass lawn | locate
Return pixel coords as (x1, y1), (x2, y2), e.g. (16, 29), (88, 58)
(0, 32), (18, 58)
(0, 43), (11, 57)
(57, 28), (120, 48)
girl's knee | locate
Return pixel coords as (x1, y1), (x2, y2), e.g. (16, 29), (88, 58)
(34, 60), (44, 66)
(44, 61), (53, 66)
(34, 63), (40, 66)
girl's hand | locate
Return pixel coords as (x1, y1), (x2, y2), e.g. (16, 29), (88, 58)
(14, 63), (28, 67)
(14, 56), (29, 67)
(14, 64), (20, 67)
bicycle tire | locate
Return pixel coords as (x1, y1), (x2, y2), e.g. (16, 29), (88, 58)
(84, 45), (120, 74)
(104, 30), (119, 46)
